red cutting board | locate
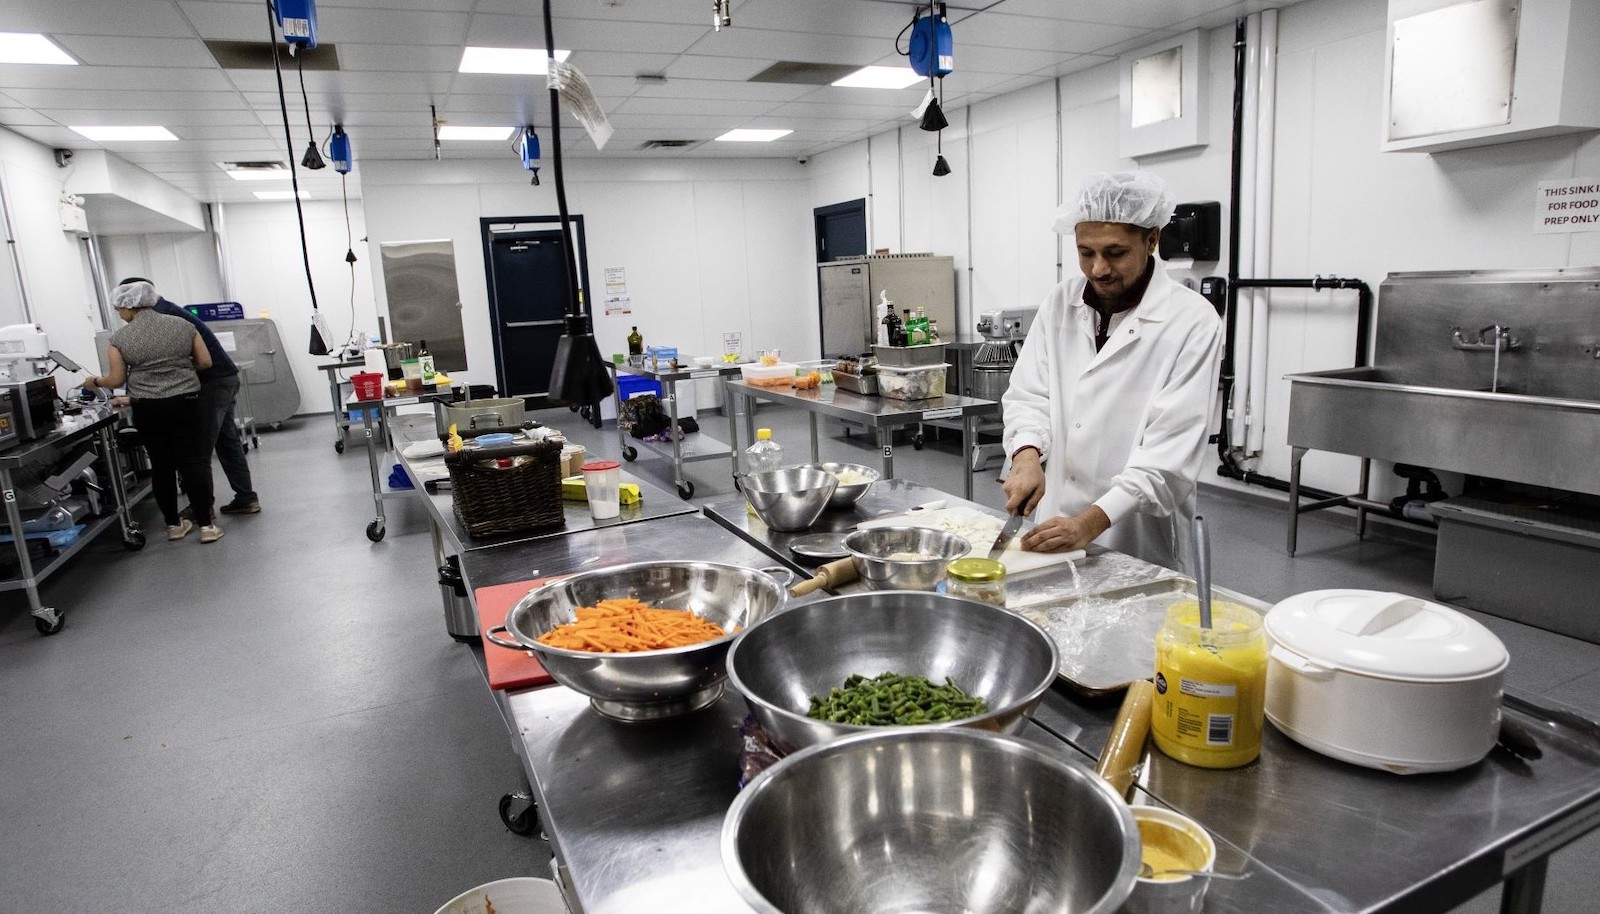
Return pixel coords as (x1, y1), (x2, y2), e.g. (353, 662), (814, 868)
(476, 578), (564, 691)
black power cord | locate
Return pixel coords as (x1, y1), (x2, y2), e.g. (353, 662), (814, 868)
(265, 1), (323, 347)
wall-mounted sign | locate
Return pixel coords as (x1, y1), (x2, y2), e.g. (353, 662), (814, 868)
(1534, 178), (1600, 234)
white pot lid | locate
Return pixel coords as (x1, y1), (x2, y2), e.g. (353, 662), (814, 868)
(1265, 589), (1508, 682)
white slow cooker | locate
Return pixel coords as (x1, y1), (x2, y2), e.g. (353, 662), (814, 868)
(1264, 590), (1508, 775)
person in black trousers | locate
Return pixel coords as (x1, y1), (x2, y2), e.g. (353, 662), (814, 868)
(116, 278), (260, 515)
(84, 281), (221, 542)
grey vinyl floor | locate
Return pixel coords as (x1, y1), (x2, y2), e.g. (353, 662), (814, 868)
(1, 402), (1596, 913)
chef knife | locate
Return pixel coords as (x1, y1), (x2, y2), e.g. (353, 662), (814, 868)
(987, 511), (1026, 560)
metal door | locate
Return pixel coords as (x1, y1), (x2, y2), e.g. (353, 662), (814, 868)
(486, 230), (571, 399)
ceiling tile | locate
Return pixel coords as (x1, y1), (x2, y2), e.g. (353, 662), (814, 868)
(614, 96), (775, 118)
(333, 43), (464, 73)
(5, 0), (193, 38)
(630, 80), (813, 103)
(976, 0), (1238, 30)
(42, 108), (265, 128)
(679, 28), (886, 65)
(662, 55), (771, 81)
(464, 15), (709, 54)
(730, 0), (920, 39)
(955, 14), (1145, 54)
(0, 65), (236, 91)
(0, 88), (245, 110)
(178, 1), (277, 42)
(51, 35), (218, 68)
(317, 7), (471, 46)
(226, 69), (454, 95)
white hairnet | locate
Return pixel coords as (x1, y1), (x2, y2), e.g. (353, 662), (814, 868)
(1052, 171), (1176, 233)
(113, 281), (158, 310)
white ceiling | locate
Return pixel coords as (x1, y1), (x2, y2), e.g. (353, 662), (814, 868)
(0, 0), (1299, 204)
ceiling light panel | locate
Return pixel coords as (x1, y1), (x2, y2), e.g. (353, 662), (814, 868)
(832, 66), (924, 89)
(714, 128), (793, 142)
(437, 125), (516, 141)
(69, 125), (179, 142)
(458, 46), (571, 75)
(0, 32), (77, 65)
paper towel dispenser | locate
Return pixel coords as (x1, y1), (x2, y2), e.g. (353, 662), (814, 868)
(1160, 201), (1220, 262)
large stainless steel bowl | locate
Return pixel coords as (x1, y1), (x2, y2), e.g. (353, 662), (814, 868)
(818, 461), (879, 510)
(742, 466), (838, 532)
(722, 728), (1141, 914)
(488, 561), (788, 721)
(844, 525), (970, 591)
(726, 590), (1059, 753)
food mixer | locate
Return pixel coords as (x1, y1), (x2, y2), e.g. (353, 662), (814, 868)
(970, 308), (1036, 470)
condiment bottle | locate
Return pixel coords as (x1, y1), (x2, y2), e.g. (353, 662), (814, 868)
(1151, 600), (1267, 768)
(944, 558), (1006, 606)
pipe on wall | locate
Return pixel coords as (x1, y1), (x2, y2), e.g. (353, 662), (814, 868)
(1055, 75), (1064, 286)
(82, 235), (113, 330)
(209, 202), (234, 302)
(1230, 12), (1261, 451)
(1246, 8), (1279, 455)
(0, 168), (34, 323)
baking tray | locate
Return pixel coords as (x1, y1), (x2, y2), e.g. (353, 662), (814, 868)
(1016, 577), (1271, 697)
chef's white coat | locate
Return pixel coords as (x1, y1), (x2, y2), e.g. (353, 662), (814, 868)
(1002, 264), (1223, 571)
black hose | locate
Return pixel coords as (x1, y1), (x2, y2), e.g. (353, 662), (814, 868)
(1219, 18), (1247, 469)
(542, 0), (582, 319)
(265, 1), (319, 314)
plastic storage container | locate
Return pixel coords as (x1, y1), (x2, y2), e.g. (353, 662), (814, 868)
(1151, 601), (1267, 769)
(873, 343), (947, 368)
(876, 363), (949, 400)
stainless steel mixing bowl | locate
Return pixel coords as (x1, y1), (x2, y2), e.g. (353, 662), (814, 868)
(843, 525), (970, 591)
(726, 590), (1059, 753)
(722, 728), (1141, 914)
(818, 461), (879, 510)
(742, 466), (838, 532)
(487, 561), (788, 721)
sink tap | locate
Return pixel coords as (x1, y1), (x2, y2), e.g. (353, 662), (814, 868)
(1450, 325), (1521, 352)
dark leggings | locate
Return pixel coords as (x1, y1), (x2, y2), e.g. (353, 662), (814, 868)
(133, 394), (214, 527)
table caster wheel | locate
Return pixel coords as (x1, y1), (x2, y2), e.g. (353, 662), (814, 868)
(123, 531), (146, 551)
(913, 434), (925, 451)
(499, 792), (542, 838)
(334, 440), (345, 454)
(34, 609), (64, 636)
(844, 427), (852, 437)
(569, 404), (579, 412)
(251, 436), (260, 449)
(621, 446), (638, 462)
(677, 481), (695, 499)
(366, 521), (385, 542)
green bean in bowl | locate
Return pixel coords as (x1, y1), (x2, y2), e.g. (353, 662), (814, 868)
(807, 672), (989, 726)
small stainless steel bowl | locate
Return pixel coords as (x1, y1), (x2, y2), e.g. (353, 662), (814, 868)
(726, 590), (1060, 754)
(843, 525), (970, 591)
(488, 561), (788, 721)
(722, 728), (1140, 914)
(742, 466), (838, 532)
(818, 461), (879, 511)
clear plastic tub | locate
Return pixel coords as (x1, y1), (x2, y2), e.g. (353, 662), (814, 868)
(876, 363), (949, 400)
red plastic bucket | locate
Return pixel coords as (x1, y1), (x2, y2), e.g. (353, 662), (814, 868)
(352, 372), (385, 401)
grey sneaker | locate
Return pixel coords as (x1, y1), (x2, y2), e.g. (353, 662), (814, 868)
(220, 496), (260, 515)
(199, 524), (224, 544)
(167, 519), (194, 541)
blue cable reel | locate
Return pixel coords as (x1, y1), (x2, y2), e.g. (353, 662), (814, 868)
(908, 3), (953, 78)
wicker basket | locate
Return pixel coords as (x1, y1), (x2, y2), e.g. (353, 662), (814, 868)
(446, 438), (565, 538)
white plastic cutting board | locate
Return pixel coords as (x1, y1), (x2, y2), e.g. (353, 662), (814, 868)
(857, 507), (1086, 576)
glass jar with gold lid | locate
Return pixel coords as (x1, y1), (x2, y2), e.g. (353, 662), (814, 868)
(945, 557), (1006, 606)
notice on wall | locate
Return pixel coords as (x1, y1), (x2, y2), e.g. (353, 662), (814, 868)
(1534, 178), (1600, 233)
(604, 294), (632, 316)
(723, 331), (743, 359)
(604, 266), (627, 294)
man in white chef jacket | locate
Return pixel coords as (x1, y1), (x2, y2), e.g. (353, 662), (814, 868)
(1002, 171), (1222, 571)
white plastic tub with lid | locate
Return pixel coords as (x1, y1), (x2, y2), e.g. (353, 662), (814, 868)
(1264, 590), (1508, 775)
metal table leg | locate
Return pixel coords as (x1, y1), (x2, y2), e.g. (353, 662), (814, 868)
(1, 466), (59, 634)
(1500, 857), (1548, 914)
(724, 381), (741, 484)
(666, 378), (691, 499)
(877, 426), (895, 480)
(327, 368), (348, 453)
(808, 412), (820, 464)
(1355, 457), (1372, 540)
(95, 426), (141, 548)
(1287, 447), (1306, 556)
(742, 390), (756, 455)
(614, 367), (632, 462)
(359, 405), (386, 541)
(962, 413), (976, 501)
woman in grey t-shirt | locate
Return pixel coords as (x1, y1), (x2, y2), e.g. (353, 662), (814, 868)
(83, 281), (221, 543)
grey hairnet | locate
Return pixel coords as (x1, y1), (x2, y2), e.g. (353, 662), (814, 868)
(1053, 171), (1176, 232)
(113, 281), (158, 310)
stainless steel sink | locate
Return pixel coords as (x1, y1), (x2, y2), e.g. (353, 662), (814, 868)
(1286, 366), (1600, 496)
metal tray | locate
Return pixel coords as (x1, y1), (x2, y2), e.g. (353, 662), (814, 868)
(1016, 577), (1271, 697)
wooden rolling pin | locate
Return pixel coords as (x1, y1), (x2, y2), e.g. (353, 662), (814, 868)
(789, 558), (859, 596)
(1095, 679), (1155, 800)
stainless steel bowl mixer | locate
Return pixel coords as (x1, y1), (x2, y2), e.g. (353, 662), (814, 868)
(487, 561), (789, 721)
(726, 590), (1059, 753)
(843, 526), (970, 591)
(817, 461), (879, 511)
(742, 466), (838, 532)
(722, 727), (1141, 914)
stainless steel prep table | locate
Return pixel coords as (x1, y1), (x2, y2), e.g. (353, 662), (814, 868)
(605, 360), (743, 500)
(315, 358), (363, 454)
(721, 378), (998, 500)
(0, 409), (147, 635)
(345, 390), (452, 542)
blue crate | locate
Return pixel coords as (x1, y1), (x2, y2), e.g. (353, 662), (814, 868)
(617, 375), (663, 401)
